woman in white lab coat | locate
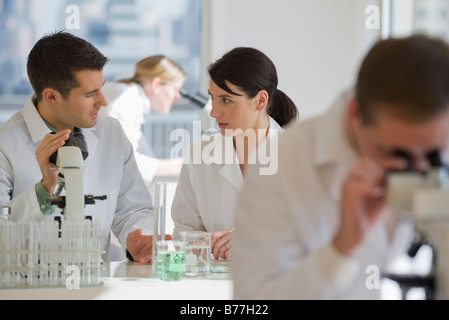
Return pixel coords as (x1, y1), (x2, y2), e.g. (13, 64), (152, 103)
(101, 56), (186, 184)
(171, 47), (299, 260)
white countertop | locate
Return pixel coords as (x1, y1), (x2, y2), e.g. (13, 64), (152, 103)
(0, 260), (233, 300)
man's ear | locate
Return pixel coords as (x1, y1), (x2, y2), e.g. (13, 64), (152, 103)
(348, 97), (362, 129)
(42, 88), (63, 105)
(255, 90), (269, 111)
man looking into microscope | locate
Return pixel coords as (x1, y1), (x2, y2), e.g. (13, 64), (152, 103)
(233, 34), (449, 299)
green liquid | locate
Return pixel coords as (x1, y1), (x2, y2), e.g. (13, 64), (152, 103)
(157, 251), (186, 281)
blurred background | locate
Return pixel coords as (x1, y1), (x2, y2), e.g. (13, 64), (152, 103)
(1, 0), (448, 157)
(0, 0), (203, 159)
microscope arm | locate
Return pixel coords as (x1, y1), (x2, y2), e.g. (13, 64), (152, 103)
(55, 146), (85, 221)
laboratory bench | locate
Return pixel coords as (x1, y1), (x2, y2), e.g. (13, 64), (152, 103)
(0, 260), (233, 300)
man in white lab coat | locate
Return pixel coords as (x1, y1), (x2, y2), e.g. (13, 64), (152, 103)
(233, 35), (449, 299)
(0, 31), (157, 262)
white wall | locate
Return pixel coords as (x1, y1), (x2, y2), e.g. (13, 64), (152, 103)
(203, 0), (382, 121)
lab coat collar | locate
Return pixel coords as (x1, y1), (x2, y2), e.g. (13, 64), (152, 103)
(22, 95), (99, 171)
(268, 116), (283, 137)
(313, 89), (358, 201)
(219, 158), (243, 191)
(22, 96), (52, 144)
(199, 134), (242, 191)
(216, 116), (282, 191)
(314, 89), (355, 166)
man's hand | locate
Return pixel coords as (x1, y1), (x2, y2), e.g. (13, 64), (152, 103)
(126, 229), (172, 264)
(211, 230), (232, 260)
(333, 157), (405, 257)
(35, 130), (71, 194)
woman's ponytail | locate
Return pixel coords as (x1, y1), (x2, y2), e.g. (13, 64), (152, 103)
(267, 89), (298, 127)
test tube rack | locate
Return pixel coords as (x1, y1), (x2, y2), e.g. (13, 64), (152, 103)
(0, 219), (103, 288)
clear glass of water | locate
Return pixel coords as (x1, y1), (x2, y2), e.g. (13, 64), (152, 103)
(179, 231), (211, 277)
(156, 240), (186, 281)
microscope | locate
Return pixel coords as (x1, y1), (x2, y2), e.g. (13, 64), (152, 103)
(385, 149), (449, 299)
(48, 128), (106, 222)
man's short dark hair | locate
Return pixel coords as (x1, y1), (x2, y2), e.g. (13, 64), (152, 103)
(356, 34), (449, 124)
(27, 31), (109, 101)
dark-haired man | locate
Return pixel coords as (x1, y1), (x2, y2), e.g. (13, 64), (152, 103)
(0, 31), (159, 262)
(233, 35), (449, 299)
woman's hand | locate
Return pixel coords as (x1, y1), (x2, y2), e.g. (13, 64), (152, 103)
(211, 230), (232, 260)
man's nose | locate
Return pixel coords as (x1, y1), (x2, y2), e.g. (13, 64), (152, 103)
(98, 90), (108, 107)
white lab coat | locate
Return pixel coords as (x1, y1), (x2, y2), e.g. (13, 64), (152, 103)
(100, 81), (159, 182)
(232, 90), (415, 299)
(171, 117), (282, 238)
(0, 97), (154, 260)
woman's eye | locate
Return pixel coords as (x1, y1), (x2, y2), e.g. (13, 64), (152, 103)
(223, 98), (232, 103)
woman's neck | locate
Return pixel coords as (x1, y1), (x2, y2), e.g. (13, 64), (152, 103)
(233, 114), (270, 174)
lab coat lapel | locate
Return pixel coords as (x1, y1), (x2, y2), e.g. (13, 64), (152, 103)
(81, 127), (98, 174)
(201, 134), (243, 191)
(217, 118), (280, 192)
(219, 162), (244, 191)
(217, 135), (244, 191)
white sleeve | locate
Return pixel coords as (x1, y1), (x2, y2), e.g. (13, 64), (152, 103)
(232, 162), (359, 300)
(110, 134), (154, 252)
(0, 151), (45, 222)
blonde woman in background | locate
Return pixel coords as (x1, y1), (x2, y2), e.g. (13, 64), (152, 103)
(101, 56), (186, 185)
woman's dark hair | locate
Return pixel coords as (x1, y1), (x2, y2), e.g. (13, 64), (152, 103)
(27, 31), (109, 101)
(356, 34), (449, 124)
(208, 47), (298, 127)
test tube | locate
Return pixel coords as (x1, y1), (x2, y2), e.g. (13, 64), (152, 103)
(74, 221), (82, 281)
(91, 219), (102, 285)
(7, 222), (16, 287)
(28, 221), (39, 286)
(0, 222), (11, 287)
(39, 221), (49, 286)
(0, 206), (11, 221)
(0, 222), (3, 287)
(50, 221), (59, 286)
(15, 222), (24, 286)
